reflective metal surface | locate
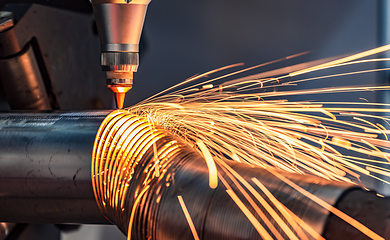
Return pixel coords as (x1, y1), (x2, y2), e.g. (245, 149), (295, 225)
(0, 43), (51, 110)
(0, 111), (110, 224)
(91, 1), (150, 53)
(101, 52), (139, 72)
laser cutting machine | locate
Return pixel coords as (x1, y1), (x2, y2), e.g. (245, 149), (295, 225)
(0, 1), (388, 240)
(90, 0), (151, 109)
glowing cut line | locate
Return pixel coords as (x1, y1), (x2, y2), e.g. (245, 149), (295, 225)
(152, 142), (160, 177)
(197, 140), (218, 189)
(177, 195), (200, 240)
(127, 185), (150, 240)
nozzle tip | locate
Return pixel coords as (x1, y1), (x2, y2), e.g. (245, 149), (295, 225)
(114, 92), (125, 109)
(108, 85), (132, 109)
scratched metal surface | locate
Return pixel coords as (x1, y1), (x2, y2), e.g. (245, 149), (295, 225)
(0, 112), (109, 224)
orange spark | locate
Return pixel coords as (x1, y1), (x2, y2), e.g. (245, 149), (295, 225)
(197, 140), (218, 189)
(289, 44), (390, 77)
(177, 195), (200, 240)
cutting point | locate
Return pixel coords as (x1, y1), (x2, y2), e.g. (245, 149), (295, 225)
(108, 85), (132, 109)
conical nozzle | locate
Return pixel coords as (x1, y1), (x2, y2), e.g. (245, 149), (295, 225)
(108, 85), (132, 109)
(114, 92), (126, 109)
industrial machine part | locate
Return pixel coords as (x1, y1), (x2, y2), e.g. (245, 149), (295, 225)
(0, 3), (113, 110)
(0, 0), (151, 110)
(90, 0), (151, 109)
(0, 11), (51, 110)
(0, 111), (388, 239)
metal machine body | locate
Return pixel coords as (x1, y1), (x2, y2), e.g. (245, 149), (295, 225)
(91, 0), (151, 109)
(0, 0), (151, 109)
(0, 3), (114, 110)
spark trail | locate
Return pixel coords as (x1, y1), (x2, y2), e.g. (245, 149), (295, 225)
(93, 44), (390, 240)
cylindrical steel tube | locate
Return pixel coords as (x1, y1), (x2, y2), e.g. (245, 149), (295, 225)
(0, 111), (110, 224)
(0, 43), (52, 110)
(1, 111), (389, 240)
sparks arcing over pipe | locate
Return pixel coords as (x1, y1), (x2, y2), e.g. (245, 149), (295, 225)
(0, 111), (388, 239)
(91, 110), (367, 239)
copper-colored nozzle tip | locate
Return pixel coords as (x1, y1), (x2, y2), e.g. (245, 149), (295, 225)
(114, 92), (126, 109)
(108, 85), (132, 109)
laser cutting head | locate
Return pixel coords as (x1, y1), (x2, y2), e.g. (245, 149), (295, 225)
(90, 0), (151, 109)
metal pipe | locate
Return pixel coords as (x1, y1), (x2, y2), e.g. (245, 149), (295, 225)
(0, 111), (389, 239)
(0, 111), (110, 224)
